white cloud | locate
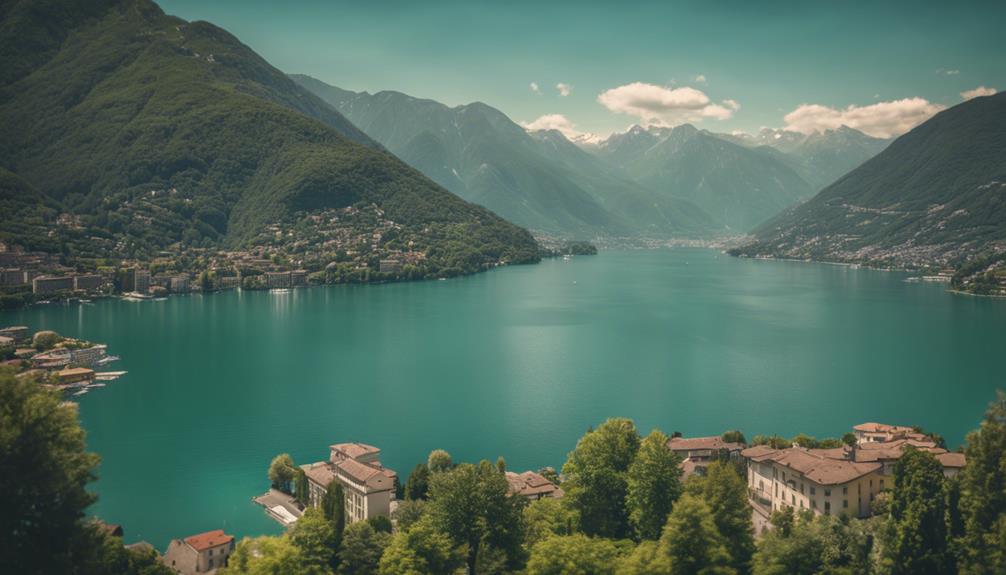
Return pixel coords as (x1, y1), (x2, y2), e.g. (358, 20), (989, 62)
(556, 82), (571, 97)
(529, 82), (541, 95)
(782, 97), (945, 138)
(596, 82), (738, 126)
(694, 74), (707, 83)
(961, 86), (997, 100)
(519, 114), (601, 144)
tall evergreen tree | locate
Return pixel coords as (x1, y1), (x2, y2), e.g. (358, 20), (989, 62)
(404, 463), (431, 500)
(338, 521), (391, 575)
(288, 507), (337, 573)
(627, 429), (683, 540)
(688, 461), (755, 574)
(959, 391), (1006, 575)
(322, 480), (347, 566)
(887, 448), (953, 575)
(562, 418), (641, 538)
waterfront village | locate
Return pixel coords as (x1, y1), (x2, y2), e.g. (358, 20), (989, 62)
(0, 204), (488, 309)
(86, 420), (963, 574)
(1, 324), (124, 396)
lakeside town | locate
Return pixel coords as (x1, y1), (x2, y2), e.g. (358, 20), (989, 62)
(1, 324), (124, 396)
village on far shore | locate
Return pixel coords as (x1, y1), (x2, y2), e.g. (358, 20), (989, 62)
(94, 417), (962, 575)
(1, 324), (124, 396)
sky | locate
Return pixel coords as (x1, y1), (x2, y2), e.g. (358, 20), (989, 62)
(157, 0), (1004, 140)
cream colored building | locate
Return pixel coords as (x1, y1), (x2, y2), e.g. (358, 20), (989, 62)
(744, 445), (883, 517)
(505, 470), (563, 500)
(744, 425), (966, 519)
(302, 442), (397, 525)
(162, 529), (234, 574)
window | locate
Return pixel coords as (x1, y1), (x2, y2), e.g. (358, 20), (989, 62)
(792, 494), (795, 504)
(209, 559), (214, 568)
(800, 483), (804, 494)
(824, 489), (831, 497)
(810, 487), (816, 495)
(812, 500), (817, 509)
(843, 499), (849, 508)
(843, 486), (848, 495)
(209, 549), (213, 556)
(880, 479), (885, 489)
(825, 501), (831, 515)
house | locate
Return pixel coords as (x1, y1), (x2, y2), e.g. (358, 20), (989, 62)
(852, 422), (929, 445)
(505, 471), (563, 500)
(0, 335), (13, 353)
(0, 325), (30, 342)
(291, 270), (308, 287)
(70, 345), (107, 366)
(0, 268), (27, 286)
(668, 435), (745, 477)
(171, 275), (190, 293)
(266, 272), (292, 289)
(379, 259), (402, 274)
(743, 433), (966, 518)
(162, 529), (234, 574)
(301, 442), (397, 525)
(57, 367), (95, 385)
(32, 275), (74, 294)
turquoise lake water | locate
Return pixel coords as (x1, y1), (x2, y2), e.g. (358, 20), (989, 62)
(3, 248), (1004, 547)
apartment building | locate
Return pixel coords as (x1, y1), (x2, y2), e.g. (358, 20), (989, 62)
(302, 442), (397, 525)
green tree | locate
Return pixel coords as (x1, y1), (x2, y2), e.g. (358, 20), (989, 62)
(367, 515), (392, 534)
(562, 418), (641, 538)
(657, 493), (735, 575)
(0, 369), (100, 573)
(617, 540), (665, 575)
(427, 449), (453, 473)
(33, 330), (63, 351)
(392, 499), (427, 532)
(338, 521), (391, 575)
(687, 461), (754, 574)
(378, 518), (465, 575)
(322, 480), (347, 563)
(525, 534), (623, 575)
(841, 433), (858, 447)
(627, 429), (683, 540)
(295, 468), (310, 507)
(721, 431), (746, 445)
(289, 507), (337, 573)
(885, 448), (952, 574)
(426, 460), (526, 573)
(223, 535), (326, 575)
(958, 391), (1006, 575)
(404, 463), (431, 500)
(755, 510), (874, 575)
(523, 497), (576, 548)
(269, 453), (296, 493)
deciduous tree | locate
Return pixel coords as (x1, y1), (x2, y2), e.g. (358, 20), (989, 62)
(627, 430), (683, 540)
(562, 418), (640, 538)
(338, 521), (390, 575)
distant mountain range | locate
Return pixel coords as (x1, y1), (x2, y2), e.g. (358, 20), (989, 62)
(589, 124), (815, 231)
(731, 91), (1006, 270)
(0, 0), (538, 272)
(291, 75), (717, 239)
(295, 75), (892, 237)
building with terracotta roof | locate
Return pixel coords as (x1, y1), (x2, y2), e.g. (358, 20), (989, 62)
(852, 422), (928, 445)
(505, 471), (564, 500)
(668, 435), (745, 477)
(743, 427), (966, 519)
(302, 442), (397, 525)
(162, 529), (234, 574)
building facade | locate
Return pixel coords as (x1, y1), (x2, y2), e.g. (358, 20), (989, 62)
(302, 442), (397, 525)
(163, 529), (234, 574)
(32, 275), (74, 294)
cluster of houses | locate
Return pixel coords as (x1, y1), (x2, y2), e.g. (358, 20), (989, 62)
(668, 422), (966, 521)
(2, 325), (120, 391)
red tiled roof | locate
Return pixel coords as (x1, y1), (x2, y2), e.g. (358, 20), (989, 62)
(668, 436), (744, 452)
(330, 442), (380, 459)
(184, 529), (233, 552)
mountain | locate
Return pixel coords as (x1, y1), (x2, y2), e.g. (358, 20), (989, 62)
(594, 124), (815, 231)
(0, 0), (539, 273)
(732, 92), (1006, 269)
(719, 127), (891, 190)
(291, 74), (719, 239)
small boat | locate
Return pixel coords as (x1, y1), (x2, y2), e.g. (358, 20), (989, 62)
(270, 288), (290, 294)
(87, 383), (107, 389)
(96, 356), (120, 365)
(95, 371), (126, 381)
(72, 389), (89, 397)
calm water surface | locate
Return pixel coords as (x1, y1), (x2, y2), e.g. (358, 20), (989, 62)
(3, 249), (1004, 546)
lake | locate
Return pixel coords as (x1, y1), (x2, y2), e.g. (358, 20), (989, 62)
(3, 248), (1004, 547)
